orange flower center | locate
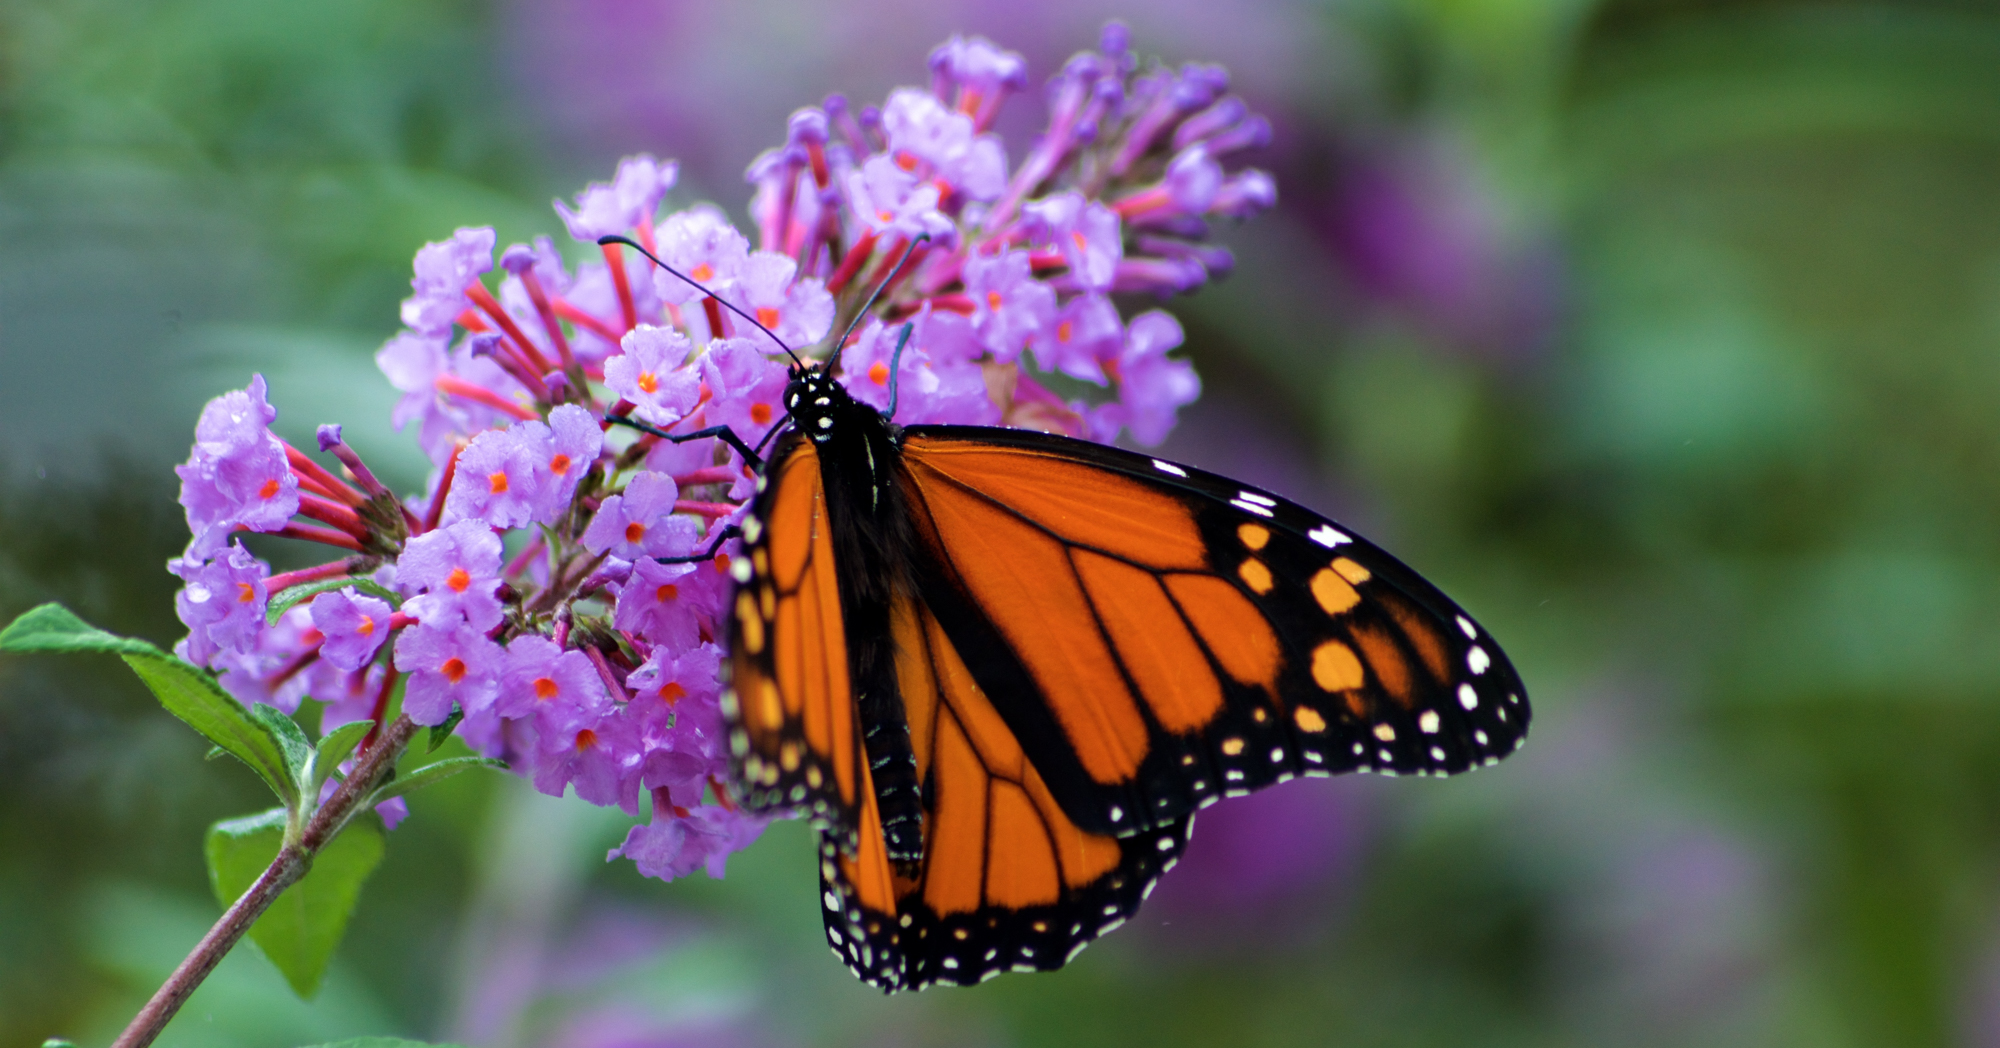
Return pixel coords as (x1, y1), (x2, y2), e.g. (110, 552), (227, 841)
(713, 553), (731, 575)
(549, 453), (572, 476)
(625, 522), (647, 543)
(756, 306), (781, 329)
(236, 582), (257, 603)
(356, 615), (374, 636)
(869, 361), (890, 386)
(1072, 230), (1088, 251)
(637, 371), (659, 394)
(487, 471), (509, 494)
(446, 567), (471, 593)
(894, 151), (919, 172)
(534, 677), (559, 699)
(661, 681), (687, 703)
(690, 263), (714, 283)
(656, 583), (679, 601)
(574, 728), (598, 751)
(987, 291), (1003, 310)
(441, 657), (467, 683)
(750, 402), (773, 425)
(1057, 320), (1074, 344)
(258, 478), (281, 500)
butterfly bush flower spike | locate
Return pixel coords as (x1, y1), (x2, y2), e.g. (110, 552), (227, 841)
(157, 24), (1270, 886)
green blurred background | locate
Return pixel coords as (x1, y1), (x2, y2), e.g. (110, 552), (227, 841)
(5, 0), (2000, 1045)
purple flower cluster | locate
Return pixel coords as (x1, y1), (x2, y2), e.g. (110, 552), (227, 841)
(167, 26), (1271, 884)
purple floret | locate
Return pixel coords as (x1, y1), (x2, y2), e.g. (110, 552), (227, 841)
(393, 620), (505, 726)
(401, 227), (495, 336)
(172, 543), (270, 667)
(963, 250), (1056, 364)
(650, 206), (750, 307)
(602, 325), (701, 426)
(726, 252), (834, 353)
(309, 587), (395, 671)
(581, 472), (698, 561)
(400, 518), (506, 630)
(554, 154), (678, 242)
(609, 795), (769, 882)
(614, 558), (708, 651)
(495, 635), (611, 744)
(535, 706), (642, 813)
(175, 375), (300, 557)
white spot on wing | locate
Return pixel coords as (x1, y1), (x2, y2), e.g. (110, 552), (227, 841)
(1456, 615), (1477, 638)
(1152, 459), (1187, 477)
(1230, 498), (1275, 518)
(1309, 524), (1351, 548)
(1238, 491), (1276, 507)
(1419, 710), (1440, 734)
(1468, 646), (1490, 675)
(1459, 683), (1479, 710)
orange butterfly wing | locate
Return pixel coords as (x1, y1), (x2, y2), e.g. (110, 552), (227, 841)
(723, 438), (869, 848)
(725, 422), (1529, 991)
(891, 426), (1529, 836)
(819, 593), (1191, 989)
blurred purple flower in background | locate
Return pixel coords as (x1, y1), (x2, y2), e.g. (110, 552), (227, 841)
(1139, 778), (1374, 953)
(1316, 139), (1562, 357)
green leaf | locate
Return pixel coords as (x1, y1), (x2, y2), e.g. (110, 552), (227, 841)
(311, 720), (373, 798)
(426, 706), (463, 753)
(368, 756), (507, 804)
(0, 602), (157, 656)
(206, 808), (385, 999)
(266, 576), (401, 627)
(1, 603), (299, 804)
(250, 704), (315, 789)
(123, 651), (297, 807)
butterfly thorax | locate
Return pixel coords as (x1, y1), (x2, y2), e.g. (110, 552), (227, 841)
(783, 365), (926, 865)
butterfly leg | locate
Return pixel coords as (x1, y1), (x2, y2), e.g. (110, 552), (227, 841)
(654, 524), (742, 565)
(605, 415), (767, 471)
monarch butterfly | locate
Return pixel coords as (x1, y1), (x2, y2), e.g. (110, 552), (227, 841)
(606, 236), (1530, 993)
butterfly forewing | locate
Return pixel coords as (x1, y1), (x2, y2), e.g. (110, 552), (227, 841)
(894, 426), (1530, 835)
(724, 435), (868, 850)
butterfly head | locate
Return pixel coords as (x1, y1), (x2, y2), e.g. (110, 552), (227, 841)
(785, 364), (862, 445)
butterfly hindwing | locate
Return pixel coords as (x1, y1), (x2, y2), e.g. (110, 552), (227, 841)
(818, 593), (1192, 991)
(893, 426), (1530, 837)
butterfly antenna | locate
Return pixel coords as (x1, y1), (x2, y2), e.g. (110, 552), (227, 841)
(827, 233), (929, 374)
(597, 234), (802, 367)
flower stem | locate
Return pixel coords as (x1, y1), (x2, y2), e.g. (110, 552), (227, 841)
(109, 714), (420, 1048)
